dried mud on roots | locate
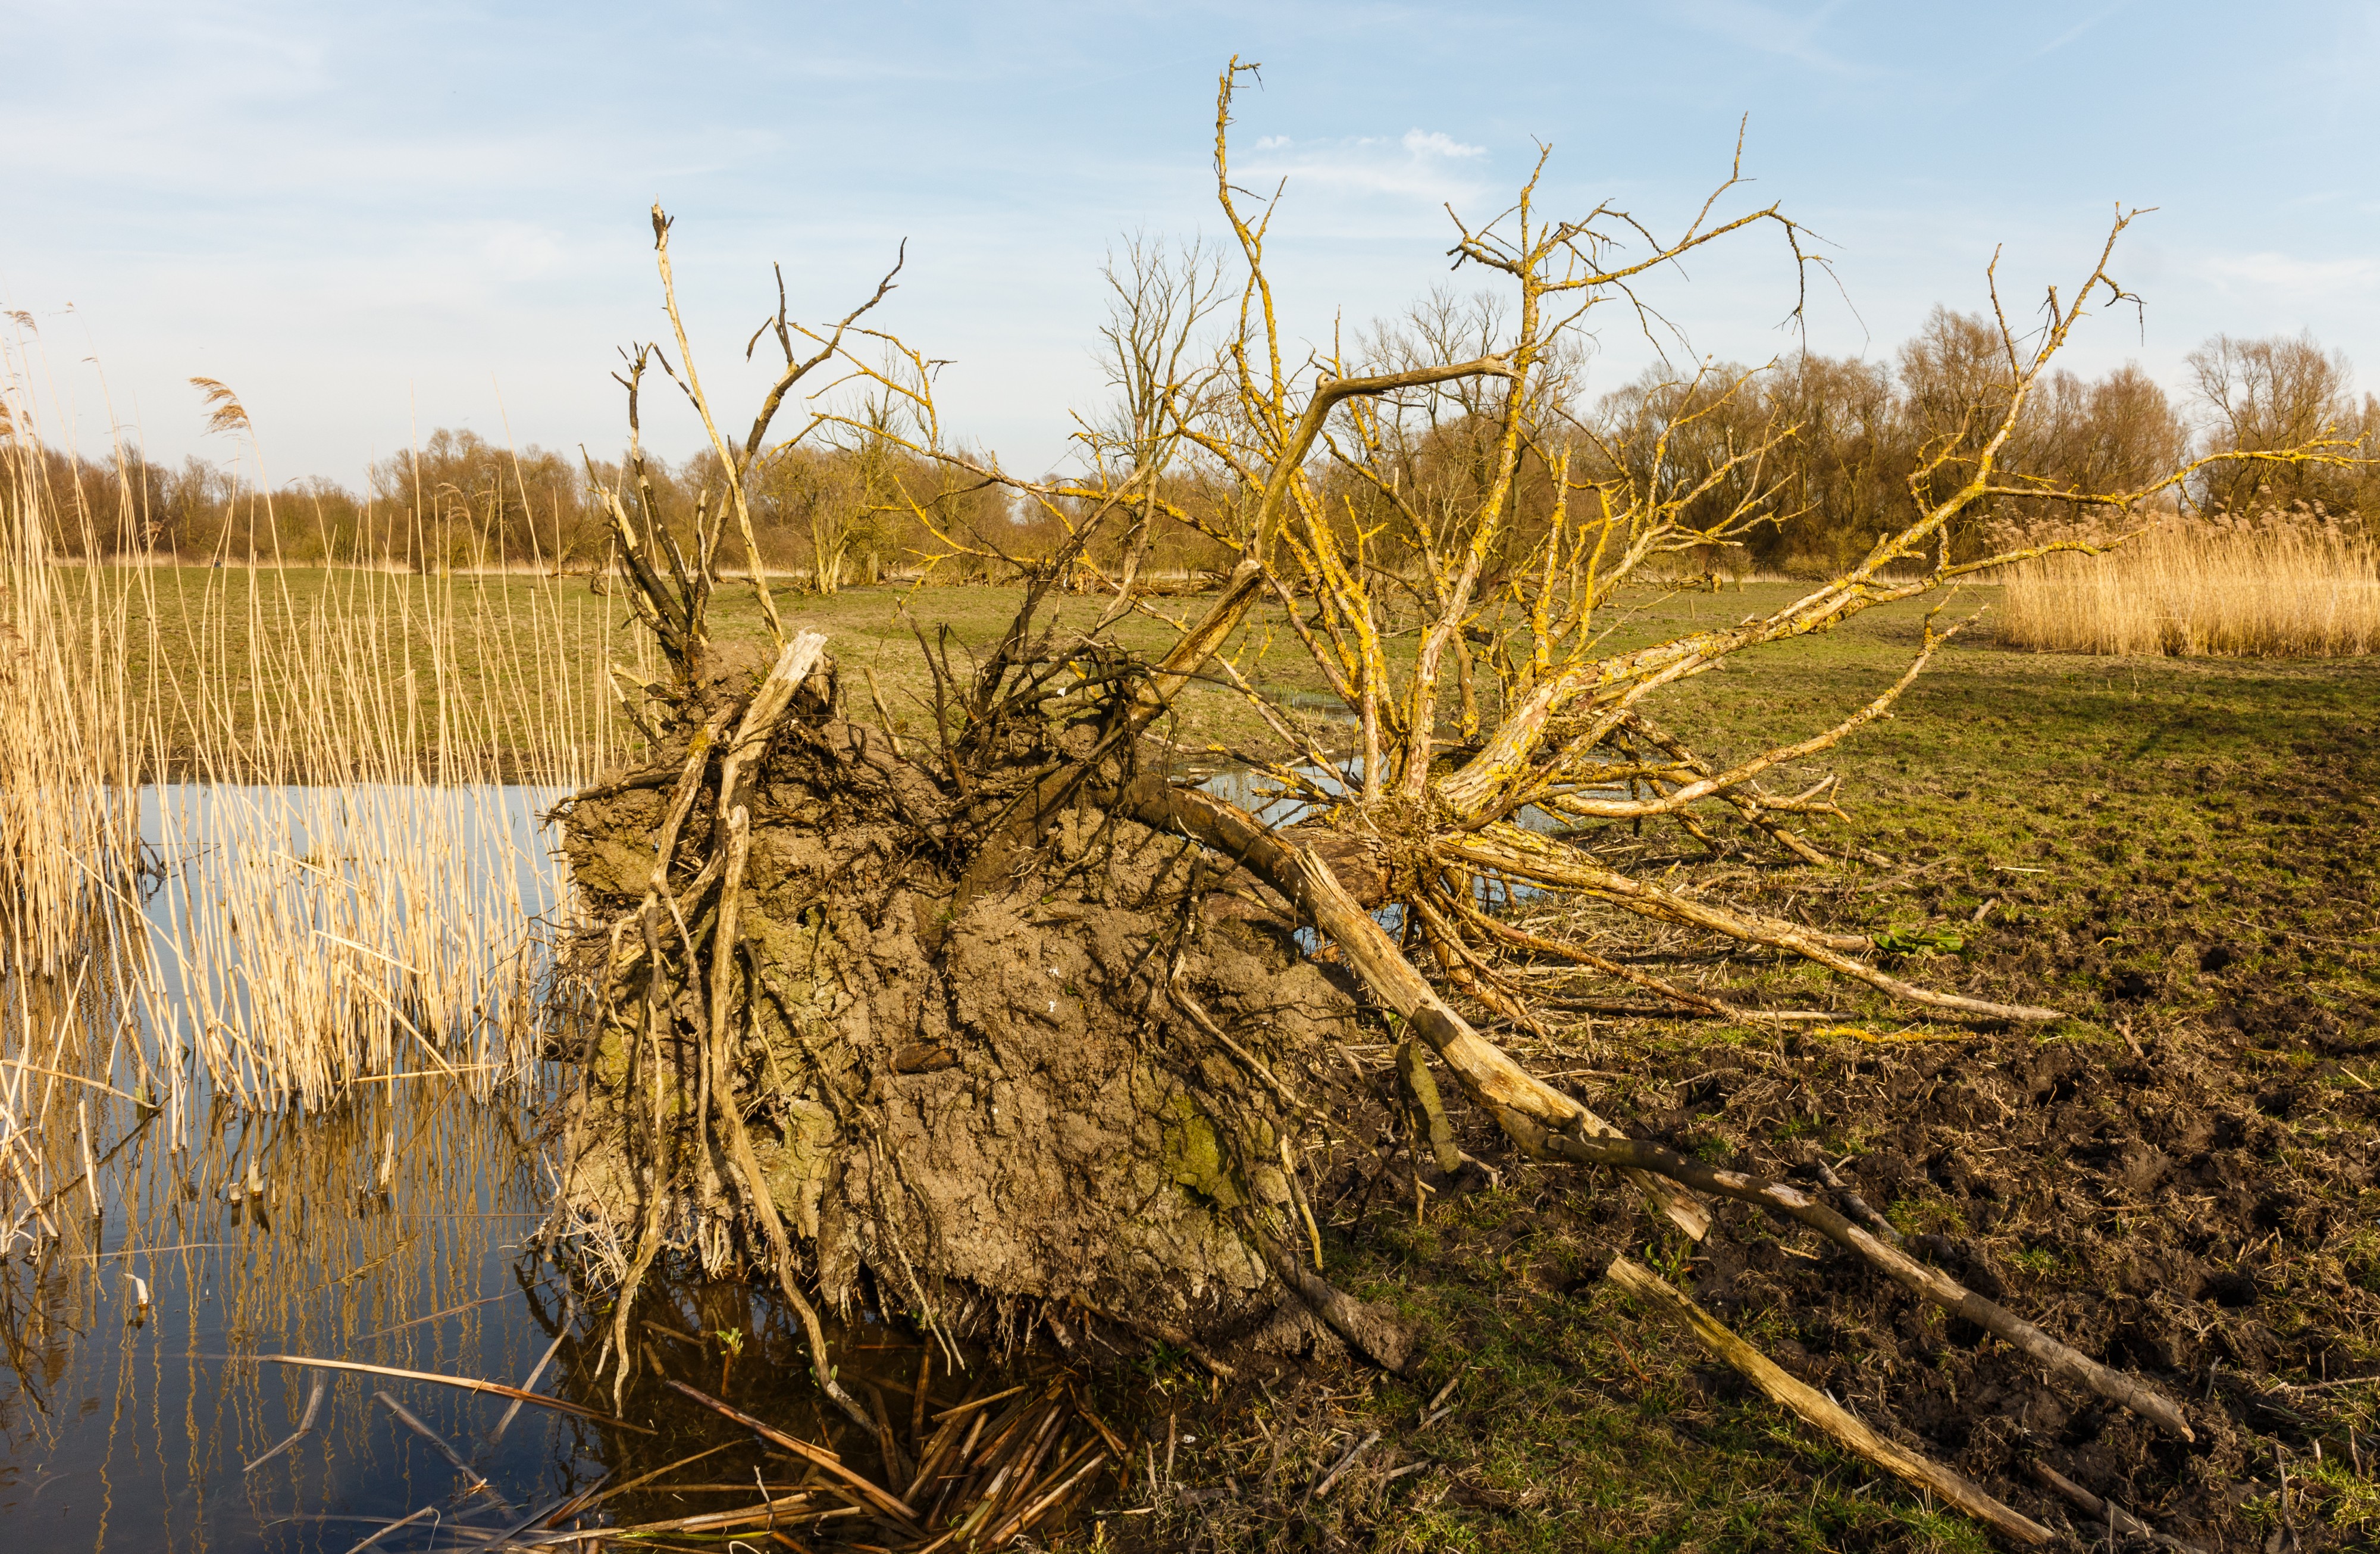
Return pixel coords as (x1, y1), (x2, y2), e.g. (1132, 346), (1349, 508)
(554, 696), (1395, 1361)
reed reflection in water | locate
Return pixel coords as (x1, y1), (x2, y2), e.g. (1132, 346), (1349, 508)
(0, 1071), (1100, 1551)
(0, 1078), (585, 1550)
(129, 783), (572, 1112)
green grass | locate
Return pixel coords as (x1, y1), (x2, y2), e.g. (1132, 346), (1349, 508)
(1071, 581), (2379, 1552)
(1630, 583), (2379, 1037)
(1119, 1184), (1999, 1553)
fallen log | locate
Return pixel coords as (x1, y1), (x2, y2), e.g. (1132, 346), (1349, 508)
(1605, 1256), (2055, 1547)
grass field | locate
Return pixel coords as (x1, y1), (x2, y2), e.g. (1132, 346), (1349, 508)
(1097, 589), (2380, 1549)
(74, 569), (1881, 771)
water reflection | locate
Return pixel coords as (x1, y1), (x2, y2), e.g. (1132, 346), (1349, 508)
(1189, 757), (1590, 939)
(124, 784), (570, 1111)
(1, 1078), (570, 1549)
(0, 1073), (1067, 1550)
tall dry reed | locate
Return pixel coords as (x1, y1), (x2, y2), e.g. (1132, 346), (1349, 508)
(2000, 511), (2380, 658)
(2, 363), (638, 1160)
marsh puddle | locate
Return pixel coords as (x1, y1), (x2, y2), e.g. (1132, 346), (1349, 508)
(1192, 758), (1591, 934)
(3, 787), (1061, 1550)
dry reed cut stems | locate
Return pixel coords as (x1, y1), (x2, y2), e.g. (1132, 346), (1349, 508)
(2002, 513), (2380, 658)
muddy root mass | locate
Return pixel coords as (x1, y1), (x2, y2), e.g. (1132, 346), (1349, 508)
(558, 705), (1389, 1353)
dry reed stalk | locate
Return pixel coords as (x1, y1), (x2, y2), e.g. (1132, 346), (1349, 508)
(2002, 512), (2380, 658)
(3, 366), (640, 1121)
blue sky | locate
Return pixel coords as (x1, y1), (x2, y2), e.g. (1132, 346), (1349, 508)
(5, 0), (2376, 483)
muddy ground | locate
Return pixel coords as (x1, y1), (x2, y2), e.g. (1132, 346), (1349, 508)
(1066, 616), (2380, 1553)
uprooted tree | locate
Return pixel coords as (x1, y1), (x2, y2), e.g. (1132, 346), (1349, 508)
(549, 60), (2356, 1528)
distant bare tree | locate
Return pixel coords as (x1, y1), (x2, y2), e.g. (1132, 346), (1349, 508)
(2189, 331), (2360, 514)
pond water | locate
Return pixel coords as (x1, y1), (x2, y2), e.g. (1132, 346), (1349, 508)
(1191, 755), (1593, 933)
(2, 787), (1043, 1552)
(125, 784), (572, 1110)
(0, 1068), (1000, 1552)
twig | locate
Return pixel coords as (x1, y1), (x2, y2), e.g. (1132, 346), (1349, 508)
(244, 1377), (328, 1472)
(571, 1443), (737, 1509)
(337, 1502), (439, 1554)
(984, 1450), (1109, 1543)
(2026, 1461), (2210, 1553)
(931, 1383), (1026, 1421)
(240, 1355), (651, 1431)
(1533, 1126), (2194, 1439)
(2272, 1372), (2380, 1394)
(864, 665), (907, 759)
(1309, 1432), (1379, 1500)
(480, 1470), (613, 1547)
(374, 1390), (517, 1513)
(353, 1294), (509, 1343)
(487, 1298), (576, 1448)
(1814, 1159), (1903, 1246)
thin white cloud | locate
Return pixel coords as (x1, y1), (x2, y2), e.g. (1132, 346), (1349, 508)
(1401, 129), (1485, 159)
(2194, 251), (2379, 296)
(2034, 2), (2127, 57)
(1239, 129), (1492, 204)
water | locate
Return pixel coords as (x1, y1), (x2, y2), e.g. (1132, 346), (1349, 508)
(126, 784), (570, 1109)
(1191, 755), (1598, 935)
(4, 1081), (566, 1547)
(0, 1074), (965, 1550)
(1, 786), (994, 1551)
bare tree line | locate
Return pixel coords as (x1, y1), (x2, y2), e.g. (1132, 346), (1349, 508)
(3, 314), (2370, 586)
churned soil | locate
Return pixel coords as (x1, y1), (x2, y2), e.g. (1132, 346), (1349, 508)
(1094, 630), (2380, 1552)
(1103, 1005), (2380, 1551)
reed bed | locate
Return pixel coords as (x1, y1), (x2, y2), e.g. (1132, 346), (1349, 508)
(2000, 511), (2380, 658)
(1, 384), (640, 1158)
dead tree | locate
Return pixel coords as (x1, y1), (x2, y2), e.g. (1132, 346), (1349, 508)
(550, 58), (2356, 1515)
